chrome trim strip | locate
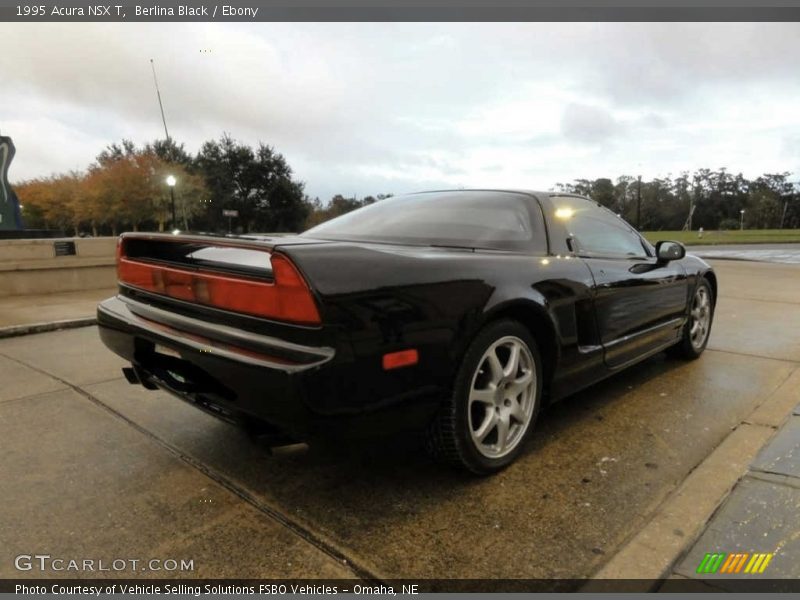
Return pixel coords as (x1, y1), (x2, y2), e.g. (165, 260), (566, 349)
(99, 296), (334, 370)
(603, 317), (685, 349)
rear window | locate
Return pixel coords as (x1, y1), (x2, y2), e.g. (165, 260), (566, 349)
(302, 191), (545, 251)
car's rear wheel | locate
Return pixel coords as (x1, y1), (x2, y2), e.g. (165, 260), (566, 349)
(669, 278), (714, 359)
(427, 319), (542, 474)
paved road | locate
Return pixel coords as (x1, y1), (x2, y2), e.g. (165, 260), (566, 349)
(687, 243), (800, 265)
(1, 260), (799, 583)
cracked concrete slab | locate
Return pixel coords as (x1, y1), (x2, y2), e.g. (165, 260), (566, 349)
(83, 347), (794, 581)
(746, 368), (800, 428)
(751, 417), (800, 479)
(708, 296), (800, 363)
(0, 389), (355, 579)
(587, 423), (775, 585)
(674, 475), (800, 587)
(0, 326), (127, 387)
(705, 260), (800, 306)
(0, 355), (66, 403)
(704, 260), (800, 364)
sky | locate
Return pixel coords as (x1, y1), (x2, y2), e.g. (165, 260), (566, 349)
(1, 22), (799, 201)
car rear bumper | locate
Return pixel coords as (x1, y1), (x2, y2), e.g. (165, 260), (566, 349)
(97, 295), (441, 438)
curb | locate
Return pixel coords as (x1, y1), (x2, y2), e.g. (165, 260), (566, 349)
(584, 365), (800, 590)
(0, 317), (97, 339)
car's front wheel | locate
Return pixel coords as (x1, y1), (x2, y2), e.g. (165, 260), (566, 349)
(427, 319), (542, 474)
(670, 278), (715, 359)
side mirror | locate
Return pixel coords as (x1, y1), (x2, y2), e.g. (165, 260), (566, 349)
(655, 240), (686, 262)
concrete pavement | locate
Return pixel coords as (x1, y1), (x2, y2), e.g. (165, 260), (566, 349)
(0, 387), (354, 580)
(687, 243), (800, 265)
(667, 400), (800, 590)
(1, 259), (798, 587)
(0, 288), (114, 334)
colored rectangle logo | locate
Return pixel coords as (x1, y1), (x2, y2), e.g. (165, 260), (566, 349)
(697, 552), (773, 574)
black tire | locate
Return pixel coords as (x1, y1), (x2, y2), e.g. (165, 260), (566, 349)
(427, 319), (543, 475)
(669, 278), (715, 360)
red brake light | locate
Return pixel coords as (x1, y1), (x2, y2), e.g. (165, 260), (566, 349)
(269, 254), (322, 325)
(117, 245), (320, 326)
(382, 349), (419, 370)
(115, 237), (123, 273)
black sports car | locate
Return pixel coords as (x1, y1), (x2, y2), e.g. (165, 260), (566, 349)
(97, 190), (716, 474)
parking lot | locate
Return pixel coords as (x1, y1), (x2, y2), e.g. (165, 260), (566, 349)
(1, 259), (799, 584)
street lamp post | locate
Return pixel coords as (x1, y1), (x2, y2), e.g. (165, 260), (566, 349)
(780, 194), (790, 229)
(636, 174), (642, 230)
(740, 209), (745, 231)
(166, 175), (177, 230)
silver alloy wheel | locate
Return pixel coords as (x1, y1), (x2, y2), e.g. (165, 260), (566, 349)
(467, 335), (537, 459)
(690, 285), (712, 349)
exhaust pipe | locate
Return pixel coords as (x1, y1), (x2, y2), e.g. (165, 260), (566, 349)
(122, 367), (139, 385)
(122, 366), (159, 390)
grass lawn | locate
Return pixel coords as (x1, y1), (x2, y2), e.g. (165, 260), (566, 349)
(641, 229), (800, 246)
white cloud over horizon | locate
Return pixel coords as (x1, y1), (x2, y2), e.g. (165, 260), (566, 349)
(1, 22), (799, 201)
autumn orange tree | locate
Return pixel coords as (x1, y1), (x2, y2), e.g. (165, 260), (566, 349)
(15, 178), (52, 229)
(16, 141), (207, 234)
(16, 172), (84, 234)
(15, 135), (316, 235)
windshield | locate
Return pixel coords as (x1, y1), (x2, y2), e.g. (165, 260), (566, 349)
(302, 191), (545, 251)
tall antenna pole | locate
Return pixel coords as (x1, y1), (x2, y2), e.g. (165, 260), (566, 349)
(151, 59), (177, 229)
(150, 59), (171, 142)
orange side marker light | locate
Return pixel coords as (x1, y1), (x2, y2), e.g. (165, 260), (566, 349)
(382, 349), (419, 370)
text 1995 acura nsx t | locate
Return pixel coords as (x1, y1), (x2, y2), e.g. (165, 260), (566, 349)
(98, 190), (716, 474)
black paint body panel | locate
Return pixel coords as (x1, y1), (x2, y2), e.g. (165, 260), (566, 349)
(97, 191), (715, 438)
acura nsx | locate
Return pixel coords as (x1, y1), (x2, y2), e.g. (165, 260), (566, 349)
(98, 190), (716, 473)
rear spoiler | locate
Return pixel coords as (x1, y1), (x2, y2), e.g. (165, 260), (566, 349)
(116, 233), (321, 325)
(119, 233), (279, 279)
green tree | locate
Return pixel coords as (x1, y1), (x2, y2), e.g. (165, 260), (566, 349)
(146, 138), (193, 166)
(303, 193), (393, 229)
(194, 134), (307, 233)
(590, 178), (615, 209)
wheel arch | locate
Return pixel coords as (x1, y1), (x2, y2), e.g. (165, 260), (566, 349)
(480, 300), (560, 392)
(702, 269), (718, 305)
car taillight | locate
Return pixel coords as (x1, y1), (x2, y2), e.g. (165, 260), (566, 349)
(115, 237), (123, 275)
(116, 246), (321, 326)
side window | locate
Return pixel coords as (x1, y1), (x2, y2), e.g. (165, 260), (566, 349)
(551, 196), (648, 258)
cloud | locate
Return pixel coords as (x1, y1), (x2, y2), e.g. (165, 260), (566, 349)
(561, 103), (621, 144)
(1, 22), (799, 200)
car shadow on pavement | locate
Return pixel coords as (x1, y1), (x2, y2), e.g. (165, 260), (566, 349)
(88, 345), (766, 580)
(274, 351), (690, 476)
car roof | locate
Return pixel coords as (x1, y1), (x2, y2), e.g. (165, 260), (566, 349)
(407, 188), (591, 202)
